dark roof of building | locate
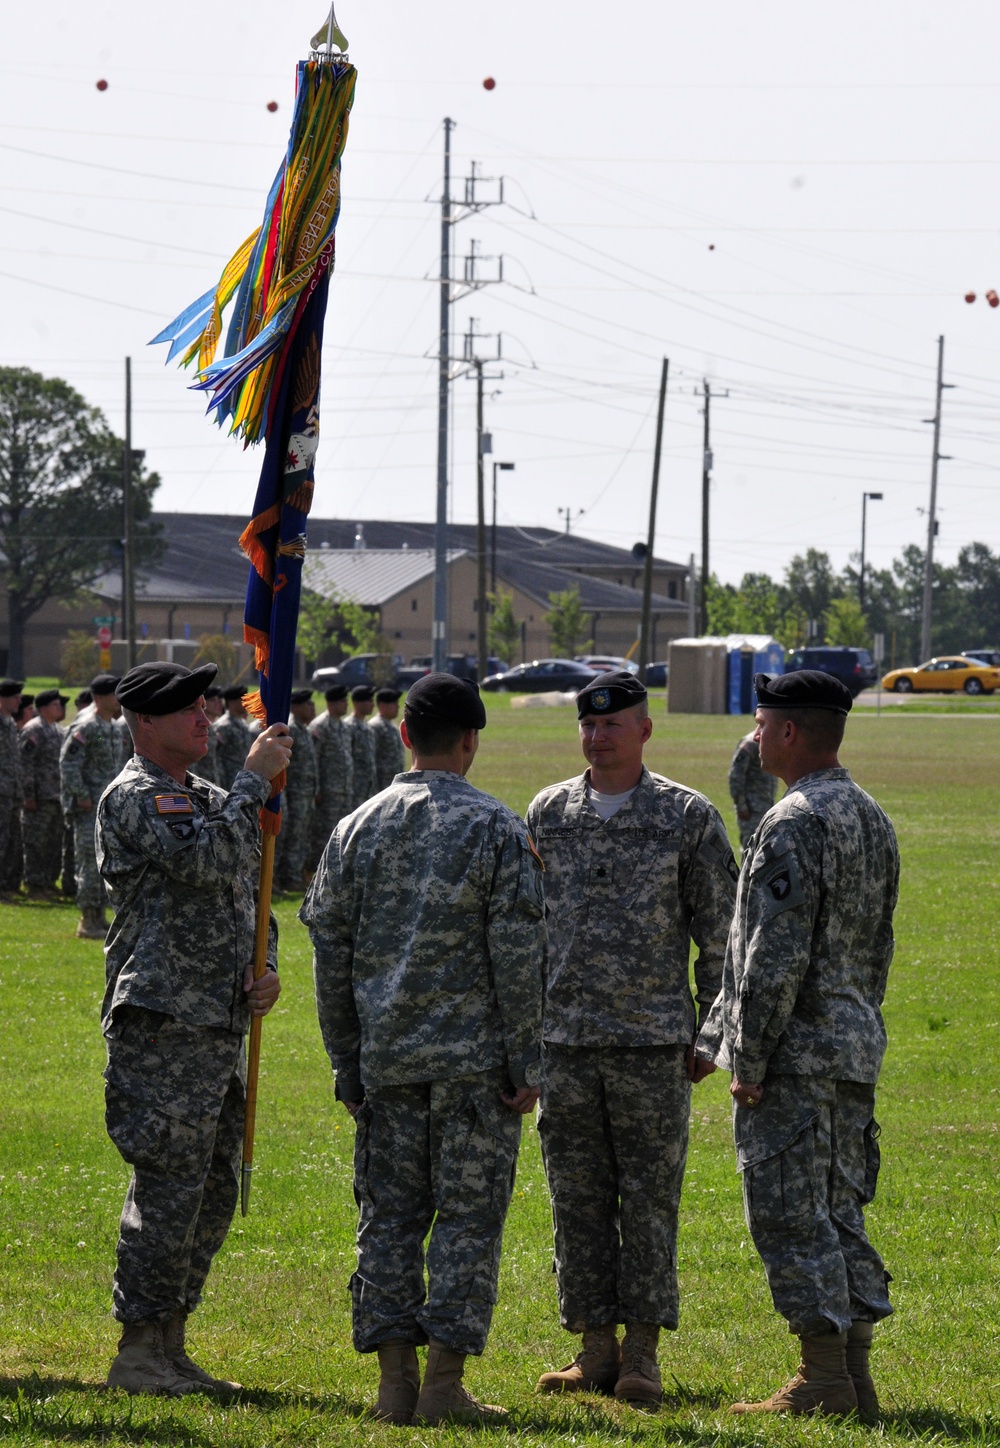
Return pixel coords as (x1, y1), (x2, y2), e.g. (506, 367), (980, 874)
(89, 513), (686, 606)
(499, 557), (685, 615)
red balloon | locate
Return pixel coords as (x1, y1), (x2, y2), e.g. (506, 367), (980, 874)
(95, 78), (108, 91)
(988, 290), (999, 308)
(267, 100), (278, 112)
(483, 77), (496, 90)
(965, 292), (976, 303)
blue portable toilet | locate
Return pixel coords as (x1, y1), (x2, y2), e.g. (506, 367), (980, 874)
(723, 635), (785, 713)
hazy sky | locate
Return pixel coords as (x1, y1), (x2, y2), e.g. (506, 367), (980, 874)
(3, 1), (999, 583)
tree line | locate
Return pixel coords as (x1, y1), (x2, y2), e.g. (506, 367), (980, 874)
(705, 544), (1000, 666)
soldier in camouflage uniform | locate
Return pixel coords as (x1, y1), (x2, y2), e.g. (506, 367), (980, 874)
(20, 687), (68, 896)
(344, 684), (377, 811)
(526, 670), (737, 1409)
(196, 685), (225, 785)
(301, 673), (545, 1428)
(728, 729), (777, 851)
(274, 688), (319, 892)
(307, 683), (353, 869)
(97, 660), (290, 1397)
(0, 679), (24, 898)
(697, 671), (899, 1419)
(60, 674), (129, 939)
(369, 687), (406, 791)
(211, 686), (252, 790)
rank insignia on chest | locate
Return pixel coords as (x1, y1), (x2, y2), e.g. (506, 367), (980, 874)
(154, 794), (194, 815)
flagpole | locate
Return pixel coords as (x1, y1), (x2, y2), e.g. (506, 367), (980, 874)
(241, 829), (277, 1215)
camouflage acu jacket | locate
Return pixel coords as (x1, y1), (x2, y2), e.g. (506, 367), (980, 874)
(96, 755), (275, 1035)
(697, 767), (899, 1084)
(301, 769), (546, 1103)
(211, 712), (252, 791)
(728, 734), (777, 816)
(369, 715), (406, 792)
(19, 716), (63, 803)
(0, 714), (22, 800)
(60, 714), (130, 814)
(285, 718), (319, 800)
(344, 714), (377, 808)
(309, 711), (353, 814)
(525, 767), (737, 1047)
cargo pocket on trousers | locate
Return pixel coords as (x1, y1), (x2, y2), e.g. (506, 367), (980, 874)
(352, 1101), (373, 1214)
(861, 1117), (881, 1205)
(743, 1124), (818, 1239)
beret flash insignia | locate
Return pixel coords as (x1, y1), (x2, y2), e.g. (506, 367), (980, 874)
(591, 688), (611, 711)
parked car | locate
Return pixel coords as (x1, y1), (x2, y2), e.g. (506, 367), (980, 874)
(310, 653), (428, 691)
(784, 646), (877, 697)
(881, 656), (1000, 695)
(574, 655), (640, 676)
(481, 659), (601, 693)
(644, 661), (669, 688)
(409, 654), (508, 683)
(962, 648), (1000, 667)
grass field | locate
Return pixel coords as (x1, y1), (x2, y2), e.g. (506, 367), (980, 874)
(2, 700), (999, 1446)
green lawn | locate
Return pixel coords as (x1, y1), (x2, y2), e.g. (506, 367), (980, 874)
(2, 701), (999, 1445)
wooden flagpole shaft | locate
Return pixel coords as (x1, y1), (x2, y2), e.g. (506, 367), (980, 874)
(241, 828), (277, 1215)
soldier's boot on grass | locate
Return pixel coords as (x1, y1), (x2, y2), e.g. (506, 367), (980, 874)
(413, 1340), (508, 1426)
(537, 1323), (620, 1394)
(729, 1331), (858, 1416)
(75, 908), (106, 940)
(614, 1322), (662, 1409)
(374, 1340), (421, 1424)
(846, 1321), (879, 1418)
(106, 1321), (199, 1396)
(162, 1312), (242, 1393)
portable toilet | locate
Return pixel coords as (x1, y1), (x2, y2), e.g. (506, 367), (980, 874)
(667, 638), (729, 713)
(723, 634), (785, 714)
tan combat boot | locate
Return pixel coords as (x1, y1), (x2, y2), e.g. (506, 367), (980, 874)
(537, 1323), (620, 1394)
(413, 1340), (508, 1426)
(106, 1321), (199, 1396)
(729, 1331), (858, 1416)
(846, 1321), (878, 1418)
(375, 1340), (420, 1424)
(614, 1322), (662, 1409)
(162, 1313), (242, 1393)
(76, 908), (106, 940)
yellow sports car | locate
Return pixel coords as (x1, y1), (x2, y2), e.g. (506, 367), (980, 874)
(881, 656), (1000, 695)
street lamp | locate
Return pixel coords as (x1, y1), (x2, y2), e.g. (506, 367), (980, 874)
(859, 491), (883, 614)
(491, 461), (515, 595)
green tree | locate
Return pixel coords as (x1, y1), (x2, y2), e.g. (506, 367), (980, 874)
(59, 629), (99, 686)
(0, 367), (161, 677)
(545, 586), (592, 657)
(784, 549), (838, 637)
(192, 632), (240, 681)
(823, 596), (870, 647)
(487, 590), (520, 665)
(297, 586), (385, 667)
(955, 542), (1000, 645)
(704, 577), (741, 635)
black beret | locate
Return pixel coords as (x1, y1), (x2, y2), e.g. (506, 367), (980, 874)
(74, 690), (93, 708)
(324, 683), (349, 702)
(221, 684), (248, 701)
(116, 661), (219, 716)
(19, 694), (35, 707)
(89, 672), (121, 696)
(35, 688), (69, 708)
(0, 678), (25, 697)
(204, 683), (223, 700)
(375, 687), (402, 703)
(404, 672), (487, 730)
(755, 670), (853, 715)
(290, 688), (314, 705)
(350, 684), (375, 702)
(576, 669), (647, 718)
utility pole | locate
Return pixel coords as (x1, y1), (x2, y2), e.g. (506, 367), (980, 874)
(920, 335), (953, 661)
(558, 506), (584, 534)
(694, 381), (728, 633)
(859, 490), (883, 615)
(122, 356), (136, 670)
(461, 320), (503, 682)
(430, 127), (504, 670)
(639, 358), (669, 676)
(491, 460), (515, 594)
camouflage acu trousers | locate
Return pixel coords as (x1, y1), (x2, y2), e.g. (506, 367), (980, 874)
(538, 1043), (690, 1332)
(275, 791), (315, 891)
(73, 811), (106, 910)
(104, 1007), (246, 1323)
(738, 809), (769, 851)
(0, 801), (22, 892)
(22, 801), (63, 889)
(736, 1073), (892, 1336)
(350, 1067), (522, 1356)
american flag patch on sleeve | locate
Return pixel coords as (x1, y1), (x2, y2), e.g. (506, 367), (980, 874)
(154, 794), (194, 815)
